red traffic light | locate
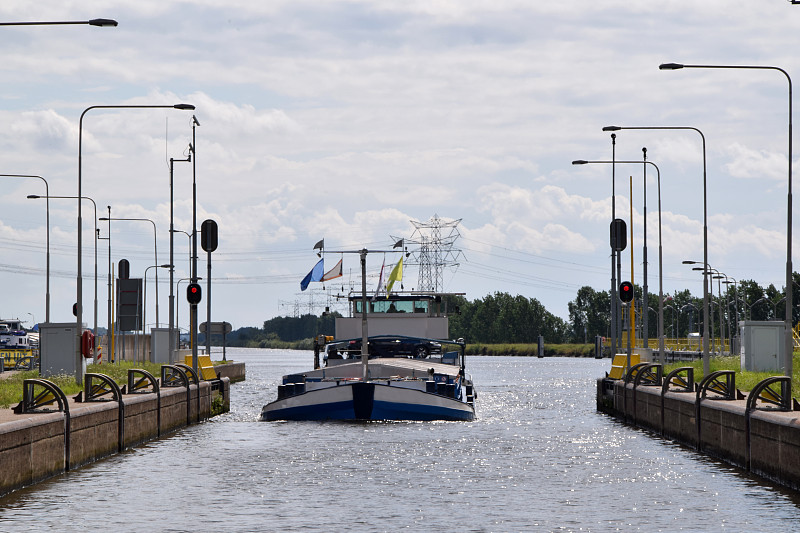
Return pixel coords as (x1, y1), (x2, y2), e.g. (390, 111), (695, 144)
(187, 283), (202, 305)
(619, 281), (634, 303)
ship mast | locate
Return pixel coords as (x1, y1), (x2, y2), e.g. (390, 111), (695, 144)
(359, 248), (369, 380)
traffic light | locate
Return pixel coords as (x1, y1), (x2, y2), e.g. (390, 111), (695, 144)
(187, 283), (202, 305)
(619, 281), (634, 303)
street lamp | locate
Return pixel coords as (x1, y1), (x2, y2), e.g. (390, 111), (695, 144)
(604, 125), (709, 375)
(98, 206), (112, 362)
(78, 103), (194, 382)
(572, 158), (665, 365)
(99, 216), (161, 328)
(169, 152), (191, 364)
(721, 276), (740, 351)
(171, 229), (193, 273)
(682, 303), (699, 339)
(190, 115), (201, 376)
(0, 19), (118, 27)
(712, 274), (730, 353)
(28, 193), (98, 358)
(690, 264), (724, 354)
(660, 62), (793, 378)
(143, 264), (172, 362)
(1, 175), (50, 323)
(749, 296), (771, 321)
(2, 15), (117, 384)
(665, 304), (678, 344)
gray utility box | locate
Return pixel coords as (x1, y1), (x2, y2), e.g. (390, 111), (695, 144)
(39, 322), (82, 378)
(740, 320), (785, 372)
(150, 328), (175, 364)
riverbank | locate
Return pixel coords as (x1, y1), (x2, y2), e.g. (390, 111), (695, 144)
(0, 361), (244, 498)
(598, 373), (800, 491)
(244, 339), (597, 357)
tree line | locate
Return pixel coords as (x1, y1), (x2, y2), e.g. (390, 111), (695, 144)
(224, 275), (800, 346)
(568, 273), (800, 342)
(226, 292), (571, 346)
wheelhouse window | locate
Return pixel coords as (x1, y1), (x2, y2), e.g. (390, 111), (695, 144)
(354, 299), (429, 314)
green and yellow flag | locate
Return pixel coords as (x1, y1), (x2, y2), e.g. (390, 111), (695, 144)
(385, 257), (403, 296)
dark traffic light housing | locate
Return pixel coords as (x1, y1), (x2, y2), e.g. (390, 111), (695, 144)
(187, 283), (202, 305)
(619, 281), (634, 303)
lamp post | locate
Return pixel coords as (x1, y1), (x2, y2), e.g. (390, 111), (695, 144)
(712, 274), (729, 353)
(28, 194), (98, 358)
(1, 176), (50, 323)
(660, 62), (793, 378)
(774, 297), (787, 321)
(171, 230), (193, 274)
(682, 303), (699, 338)
(0, 19), (117, 27)
(99, 216), (161, 326)
(2, 18), (116, 383)
(143, 264), (171, 362)
(721, 276), (740, 351)
(169, 154), (191, 364)
(78, 103), (194, 382)
(749, 296), (771, 321)
(665, 304), (678, 344)
(688, 264), (721, 354)
(711, 272), (734, 352)
(190, 115), (200, 376)
(100, 206), (112, 362)
(572, 158), (665, 364)
(604, 125), (709, 375)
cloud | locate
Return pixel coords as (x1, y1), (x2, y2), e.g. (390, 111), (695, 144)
(723, 142), (786, 182)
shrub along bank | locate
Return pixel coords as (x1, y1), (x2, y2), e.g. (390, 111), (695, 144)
(248, 339), (595, 357)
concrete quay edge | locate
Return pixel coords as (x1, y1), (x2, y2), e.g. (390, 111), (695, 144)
(598, 378), (800, 492)
(0, 377), (231, 498)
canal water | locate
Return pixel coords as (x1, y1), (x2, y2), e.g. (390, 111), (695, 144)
(2, 348), (800, 532)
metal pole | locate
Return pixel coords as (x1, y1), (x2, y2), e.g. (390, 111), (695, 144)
(604, 124), (709, 374)
(206, 249), (212, 360)
(659, 62), (792, 377)
(611, 134), (618, 356)
(78, 103), (194, 382)
(7, 176), (49, 323)
(641, 147), (649, 351)
(107, 207), (112, 362)
(170, 159), (174, 364)
(360, 248), (369, 381)
(191, 116), (200, 376)
(169, 155), (191, 364)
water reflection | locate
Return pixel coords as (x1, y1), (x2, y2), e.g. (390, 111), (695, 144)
(1, 349), (799, 532)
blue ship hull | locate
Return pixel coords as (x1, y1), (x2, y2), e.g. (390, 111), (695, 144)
(261, 381), (475, 422)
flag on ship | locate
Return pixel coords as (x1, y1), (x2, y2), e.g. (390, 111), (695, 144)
(321, 258), (343, 281)
(385, 257), (403, 296)
(300, 258), (324, 291)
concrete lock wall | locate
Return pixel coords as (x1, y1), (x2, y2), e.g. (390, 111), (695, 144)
(602, 378), (800, 491)
(0, 378), (229, 497)
(0, 414), (66, 493)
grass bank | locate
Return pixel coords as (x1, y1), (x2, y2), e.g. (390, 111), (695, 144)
(248, 339), (596, 357)
(0, 360), (232, 409)
(465, 343), (594, 357)
(663, 353), (800, 394)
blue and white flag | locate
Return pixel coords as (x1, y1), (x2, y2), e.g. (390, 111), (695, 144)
(300, 258), (324, 291)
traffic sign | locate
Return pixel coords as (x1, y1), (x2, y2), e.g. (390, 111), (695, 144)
(199, 321), (232, 335)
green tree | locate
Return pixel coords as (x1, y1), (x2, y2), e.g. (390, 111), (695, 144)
(568, 286), (610, 342)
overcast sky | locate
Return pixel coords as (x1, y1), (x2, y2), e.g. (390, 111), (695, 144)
(1, 1), (799, 334)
